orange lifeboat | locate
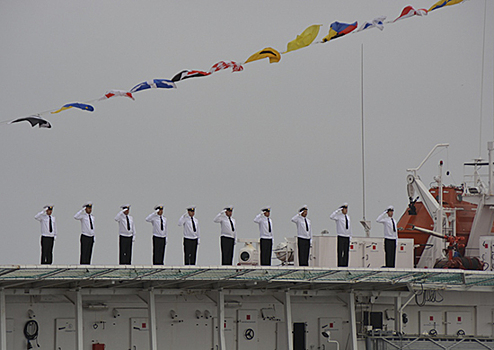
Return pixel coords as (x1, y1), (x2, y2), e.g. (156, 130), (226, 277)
(397, 185), (486, 266)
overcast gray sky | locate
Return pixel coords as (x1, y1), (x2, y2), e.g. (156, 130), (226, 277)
(0, 0), (492, 266)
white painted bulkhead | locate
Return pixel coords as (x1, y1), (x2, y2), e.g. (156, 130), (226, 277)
(2, 288), (494, 349)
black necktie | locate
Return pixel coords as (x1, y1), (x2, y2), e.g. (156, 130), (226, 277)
(268, 218), (271, 233)
(126, 215), (131, 231)
(160, 216), (164, 231)
(305, 218), (309, 231)
(191, 217), (196, 232)
(229, 217), (235, 232)
(345, 215), (348, 230)
(49, 216), (53, 233)
(89, 214), (93, 230)
(392, 219), (396, 232)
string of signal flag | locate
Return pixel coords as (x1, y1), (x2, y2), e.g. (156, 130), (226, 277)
(1, 0), (466, 129)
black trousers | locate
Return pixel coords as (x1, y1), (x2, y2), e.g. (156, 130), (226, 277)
(119, 236), (133, 265)
(337, 236), (350, 267)
(221, 236), (235, 265)
(41, 236), (54, 264)
(260, 238), (272, 266)
(385, 238), (397, 268)
(153, 236), (166, 265)
(80, 235), (94, 264)
(183, 238), (198, 265)
(297, 237), (310, 266)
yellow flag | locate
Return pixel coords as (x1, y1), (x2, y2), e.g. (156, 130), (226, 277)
(51, 106), (71, 114)
(286, 24), (322, 53)
(245, 47), (281, 64)
(429, 0), (463, 12)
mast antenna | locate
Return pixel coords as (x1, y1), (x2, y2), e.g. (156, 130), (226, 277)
(360, 44), (371, 237)
(478, 0), (488, 157)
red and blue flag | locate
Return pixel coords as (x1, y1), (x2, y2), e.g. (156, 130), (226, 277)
(322, 21), (357, 43)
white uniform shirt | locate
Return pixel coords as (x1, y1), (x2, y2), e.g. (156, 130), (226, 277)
(74, 209), (95, 237)
(145, 212), (168, 240)
(291, 214), (312, 241)
(114, 210), (136, 240)
(35, 211), (57, 238)
(329, 209), (352, 238)
(178, 214), (200, 242)
(213, 212), (237, 240)
(376, 212), (398, 240)
(254, 213), (273, 240)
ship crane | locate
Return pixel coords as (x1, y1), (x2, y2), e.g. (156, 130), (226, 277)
(411, 226), (466, 261)
(461, 141), (494, 257)
(406, 143), (451, 267)
(411, 225), (484, 269)
(404, 142), (494, 268)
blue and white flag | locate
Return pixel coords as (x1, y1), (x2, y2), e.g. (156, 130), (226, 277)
(356, 16), (386, 32)
(130, 79), (177, 93)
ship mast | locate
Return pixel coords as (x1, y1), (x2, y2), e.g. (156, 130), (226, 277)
(360, 44), (371, 237)
(478, 0), (488, 157)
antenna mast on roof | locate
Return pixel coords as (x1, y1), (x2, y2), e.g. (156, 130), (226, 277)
(360, 44), (371, 237)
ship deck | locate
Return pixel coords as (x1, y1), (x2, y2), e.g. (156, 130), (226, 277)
(0, 265), (493, 293)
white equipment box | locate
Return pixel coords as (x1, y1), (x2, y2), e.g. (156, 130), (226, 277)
(310, 236), (414, 268)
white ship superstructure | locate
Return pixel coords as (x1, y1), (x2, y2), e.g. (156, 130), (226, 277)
(1, 265), (494, 349)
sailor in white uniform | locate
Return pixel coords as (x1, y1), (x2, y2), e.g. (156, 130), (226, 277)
(254, 207), (273, 266)
(376, 205), (398, 267)
(114, 205), (136, 265)
(214, 206), (236, 265)
(178, 206), (200, 265)
(35, 205), (57, 264)
(330, 203), (352, 267)
(145, 205), (167, 265)
(74, 202), (95, 264)
(291, 205), (312, 266)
